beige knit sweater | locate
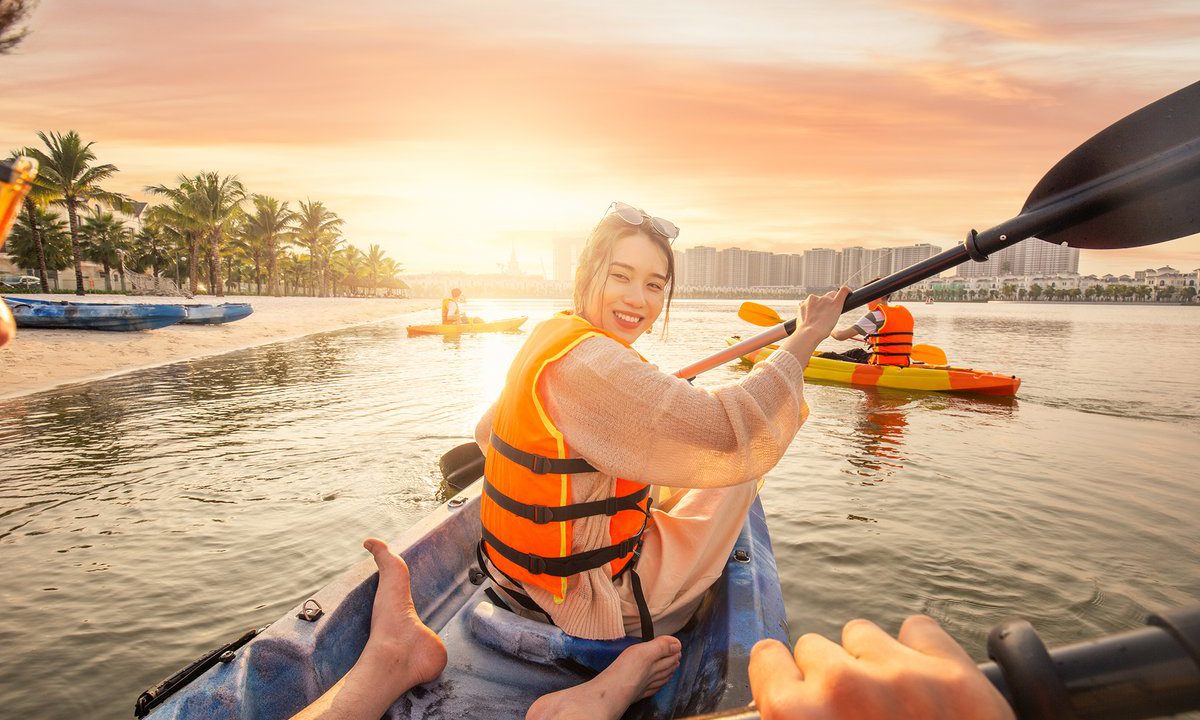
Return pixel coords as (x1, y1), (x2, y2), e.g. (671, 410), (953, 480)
(475, 333), (810, 639)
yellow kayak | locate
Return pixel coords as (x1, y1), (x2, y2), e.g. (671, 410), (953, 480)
(727, 336), (1020, 397)
(407, 316), (527, 336)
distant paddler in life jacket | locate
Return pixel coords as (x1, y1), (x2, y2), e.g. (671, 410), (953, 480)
(473, 200), (849, 641)
(441, 288), (482, 325)
(827, 285), (915, 367)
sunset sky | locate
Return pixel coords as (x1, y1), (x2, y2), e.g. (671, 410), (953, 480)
(3, 0), (1198, 277)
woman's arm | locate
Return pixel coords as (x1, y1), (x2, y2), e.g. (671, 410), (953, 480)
(538, 290), (845, 488)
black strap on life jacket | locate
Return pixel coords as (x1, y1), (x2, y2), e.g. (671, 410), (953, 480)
(476, 532), (656, 640)
(867, 330), (914, 365)
(481, 524), (644, 577)
(491, 432), (599, 475)
(483, 479), (650, 525)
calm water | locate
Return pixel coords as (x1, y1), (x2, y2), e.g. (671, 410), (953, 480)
(1, 299), (1198, 719)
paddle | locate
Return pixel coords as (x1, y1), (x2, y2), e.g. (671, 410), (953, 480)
(737, 301), (949, 365)
(443, 80), (1200, 487)
(677, 81), (1200, 381)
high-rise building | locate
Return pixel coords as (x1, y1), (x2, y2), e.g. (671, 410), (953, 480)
(887, 243), (941, 274)
(1016, 238), (1079, 275)
(718, 247), (749, 288)
(552, 238), (578, 283)
(803, 248), (840, 290)
(684, 246), (718, 288)
(861, 247), (893, 281)
(787, 253), (805, 286)
(747, 250), (772, 287)
(673, 249), (687, 288)
(769, 254), (790, 286)
(955, 238), (1077, 277)
(839, 246), (867, 287)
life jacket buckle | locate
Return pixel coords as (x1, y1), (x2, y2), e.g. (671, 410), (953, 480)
(531, 505), (552, 524)
(604, 497), (619, 516)
(531, 456), (550, 474)
(527, 555), (547, 575)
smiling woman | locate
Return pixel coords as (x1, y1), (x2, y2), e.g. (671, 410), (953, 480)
(469, 200), (850, 646)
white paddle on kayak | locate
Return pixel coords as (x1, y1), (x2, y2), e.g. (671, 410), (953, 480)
(441, 79), (1200, 490)
(736, 300), (949, 365)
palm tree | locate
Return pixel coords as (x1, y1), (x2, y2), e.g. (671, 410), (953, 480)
(280, 252), (308, 296)
(380, 257), (405, 295)
(146, 172), (244, 296)
(7, 149), (61, 291)
(129, 226), (169, 282)
(25, 131), (128, 295)
(80, 208), (129, 292)
(294, 200), (343, 297)
(362, 244), (388, 297)
(143, 203), (197, 294)
(330, 245), (364, 296)
(8, 207), (72, 282)
(243, 195), (296, 296)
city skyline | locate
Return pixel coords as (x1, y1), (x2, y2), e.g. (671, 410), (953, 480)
(3, 2), (1199, 277)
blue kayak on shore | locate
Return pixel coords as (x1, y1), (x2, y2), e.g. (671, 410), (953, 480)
(138, 483), (788, 719)
(180, 303), (254, 325)
(3, 297), (187, 331)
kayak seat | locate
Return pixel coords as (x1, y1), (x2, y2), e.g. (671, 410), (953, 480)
(469, 600), (637, 675)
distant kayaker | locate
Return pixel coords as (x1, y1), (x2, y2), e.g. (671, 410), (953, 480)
(292, 538), (1012, 720)
(828, 286), (915, 366)
(472, 201), (848, 643)
(442, 288), (466, 324)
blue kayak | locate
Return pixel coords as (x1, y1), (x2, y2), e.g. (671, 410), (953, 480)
(138, 482), (787, 719)
(180, 303), (253, 325)
(3, 297), (186, 331)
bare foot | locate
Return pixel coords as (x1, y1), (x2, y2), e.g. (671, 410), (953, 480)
(525, 635), (683, 720)
(360, 538), (447, 689)
(291, 539), (448, 720)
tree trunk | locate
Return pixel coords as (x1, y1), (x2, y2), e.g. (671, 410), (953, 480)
(65, 198), (86, 295)
(22, 200), (51, 292)
(210, 231), (224, 298)
(101, 260), (112, 292)
(267, 240), (279, 296)
(187, 234), (199, 295)
(307, 245), (315, 296)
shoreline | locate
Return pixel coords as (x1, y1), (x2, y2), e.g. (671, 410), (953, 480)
(0, 295), (434, 401)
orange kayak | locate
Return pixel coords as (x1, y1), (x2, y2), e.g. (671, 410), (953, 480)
(407, 316), (527, 336)
(727, 336), (1020, 397)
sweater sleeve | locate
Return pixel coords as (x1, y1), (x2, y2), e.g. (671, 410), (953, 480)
(538, 335), (810, 488)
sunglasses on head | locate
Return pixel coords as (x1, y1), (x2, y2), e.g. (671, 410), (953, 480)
(0, 157), (38, 245)
(603, 201), (680, 243)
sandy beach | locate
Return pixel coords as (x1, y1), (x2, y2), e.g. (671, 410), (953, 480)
(0, 294), (433, 400)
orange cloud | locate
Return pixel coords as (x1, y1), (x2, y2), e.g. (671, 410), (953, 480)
(2, 1), (1196, 276)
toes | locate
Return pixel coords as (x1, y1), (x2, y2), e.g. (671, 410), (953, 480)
(651, 635), (682, 658)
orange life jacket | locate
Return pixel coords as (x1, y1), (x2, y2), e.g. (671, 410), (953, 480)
(441, 298), (461, 324)
(480, 311), (652, 607)
(867, 301), (914, 366)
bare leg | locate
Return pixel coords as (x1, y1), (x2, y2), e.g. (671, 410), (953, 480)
(292, 538), (448, 720)
(525, 635), (682, 720)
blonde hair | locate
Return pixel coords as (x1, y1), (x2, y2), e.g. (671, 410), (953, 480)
(572, 213), (676, 335)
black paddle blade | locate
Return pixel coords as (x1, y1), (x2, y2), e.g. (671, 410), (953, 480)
(1024, 81), (1200, 249)
(439, 441), (485, 491)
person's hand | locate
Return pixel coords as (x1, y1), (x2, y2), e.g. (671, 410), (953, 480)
(795, 287), (849, 341)
(749, 615), (1015, 720)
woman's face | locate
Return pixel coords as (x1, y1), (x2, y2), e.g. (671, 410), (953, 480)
(581, 231), (669, 344)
